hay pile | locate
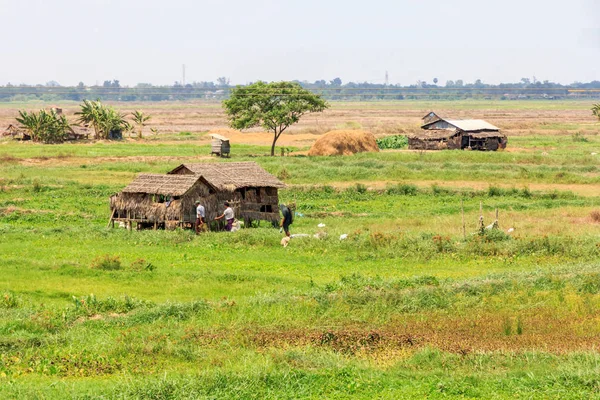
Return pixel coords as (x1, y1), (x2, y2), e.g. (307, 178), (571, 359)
(308, 130), (379, 156)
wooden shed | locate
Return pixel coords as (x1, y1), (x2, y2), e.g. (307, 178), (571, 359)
(211, 134), (230, 157)
(109, 174), (218, 230)
(168, 162), (286, 226)
(411, 115), (507, 151)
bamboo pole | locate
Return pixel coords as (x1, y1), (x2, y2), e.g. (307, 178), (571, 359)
(461, 199), (466, 240)
(106, 209), (116, 228)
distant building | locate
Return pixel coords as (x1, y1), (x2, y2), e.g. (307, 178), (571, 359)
(408, 112), (507, 151)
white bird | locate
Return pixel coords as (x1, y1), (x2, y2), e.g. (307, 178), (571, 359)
(318, 223), (326, 228)
(339, 234), (348, 240)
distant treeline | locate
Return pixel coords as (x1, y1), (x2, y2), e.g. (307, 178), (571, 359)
(1, 78), (600, 102)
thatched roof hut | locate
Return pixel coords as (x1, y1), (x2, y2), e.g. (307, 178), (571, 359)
(168, 162), (286, 226)
(110, 174), (218, 230)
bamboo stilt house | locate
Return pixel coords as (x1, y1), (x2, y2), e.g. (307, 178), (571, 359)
(109, 174), (218, 230)
(168, 162), (286, 226)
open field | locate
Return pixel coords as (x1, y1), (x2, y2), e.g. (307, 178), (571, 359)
(2, 100), (600, 398)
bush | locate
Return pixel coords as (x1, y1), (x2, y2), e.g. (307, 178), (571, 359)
(376, 135), (408, 150)
(590, 211), (600, 223)
(91, 255), (121, 270)
(130, 258), (156, 272)
(386, 183), (418, 196)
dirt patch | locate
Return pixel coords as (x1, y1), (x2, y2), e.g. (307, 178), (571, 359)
(308, 130), (379, 156)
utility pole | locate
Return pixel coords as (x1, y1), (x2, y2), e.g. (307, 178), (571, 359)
(385, 71), (389, 86)
(182, 64), (186, 86)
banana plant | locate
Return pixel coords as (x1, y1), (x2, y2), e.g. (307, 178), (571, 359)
(131, 110), (151, 139)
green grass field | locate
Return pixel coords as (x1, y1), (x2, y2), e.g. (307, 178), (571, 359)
(2, 101), (600, 399)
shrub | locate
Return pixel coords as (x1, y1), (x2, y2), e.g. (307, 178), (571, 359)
(130, 258), (156, 272)
(591, 211), (600, 223)
(91, 255), (122, 270)
(572, 132), (589, 142)
(387, 183), (418, 196)
(487, 186), (504, 197)
(277, 167), (291, 180)
(376, 135), (408, 150)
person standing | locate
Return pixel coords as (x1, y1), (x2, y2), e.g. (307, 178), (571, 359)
(279, 204), (293, 237)
(195, 200), (206, 234)
(215, 202), (235, 232)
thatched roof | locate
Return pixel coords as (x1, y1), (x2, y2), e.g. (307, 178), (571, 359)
(122, 174), (206, 196)
(168, 162), (286, 190)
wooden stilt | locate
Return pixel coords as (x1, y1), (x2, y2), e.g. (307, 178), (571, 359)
(106, 209), (116, 228)
(461, 199), (466, 240)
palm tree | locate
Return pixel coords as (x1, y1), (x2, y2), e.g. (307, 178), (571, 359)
(131, 110), (151, 139)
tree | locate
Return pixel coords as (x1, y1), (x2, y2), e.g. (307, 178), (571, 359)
(593, 104), (600, 121)
(131, 110), (151, 139)
(216, 77), (230, 87)
(222, 81), (328, 156)
(433, 78), (439, 85)
(76, 99), (130, 139)
(330, 77), (342, 86)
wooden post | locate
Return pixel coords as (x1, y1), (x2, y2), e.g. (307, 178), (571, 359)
(106, 209), (116, 228)
(461, 199), (466, 240)
(478, 201), (484, 234)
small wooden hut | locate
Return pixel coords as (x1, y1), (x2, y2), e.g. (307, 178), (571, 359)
(168, 162), (286, 226)
(109, 174), (218, 230)
(211, 134), (230, 157)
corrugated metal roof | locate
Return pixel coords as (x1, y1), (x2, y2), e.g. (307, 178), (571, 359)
(444, 119), (499, 131)
(211, 134), (229, 141)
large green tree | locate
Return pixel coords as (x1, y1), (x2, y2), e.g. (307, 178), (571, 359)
(222, 81), (328, 156)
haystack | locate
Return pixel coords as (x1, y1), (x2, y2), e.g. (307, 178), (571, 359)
(308, 130), (379, 156)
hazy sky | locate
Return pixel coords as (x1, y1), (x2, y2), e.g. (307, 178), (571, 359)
(1, 0), (598, 86)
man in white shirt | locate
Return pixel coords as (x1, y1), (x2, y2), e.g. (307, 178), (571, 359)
(195, 200), (206, 234)
(215, 201), (235, 231)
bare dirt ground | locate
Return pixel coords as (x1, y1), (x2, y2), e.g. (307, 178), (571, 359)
(2, 101), (598, 147)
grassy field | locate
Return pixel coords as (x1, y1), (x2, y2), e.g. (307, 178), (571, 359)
(2, 100), (600, 398)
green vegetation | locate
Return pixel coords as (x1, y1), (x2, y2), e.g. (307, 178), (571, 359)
(2, 101), (600, 398)
(15, 109), (71, 143)
(376, 134), (408, 149)
(223, 81), (329, 155)
(76, 99), (131, 139)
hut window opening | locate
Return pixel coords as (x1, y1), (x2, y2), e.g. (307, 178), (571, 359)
(260, 205), (273, 213)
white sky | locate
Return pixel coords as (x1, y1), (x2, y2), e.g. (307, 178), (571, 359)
(0, 0), (598, 86)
